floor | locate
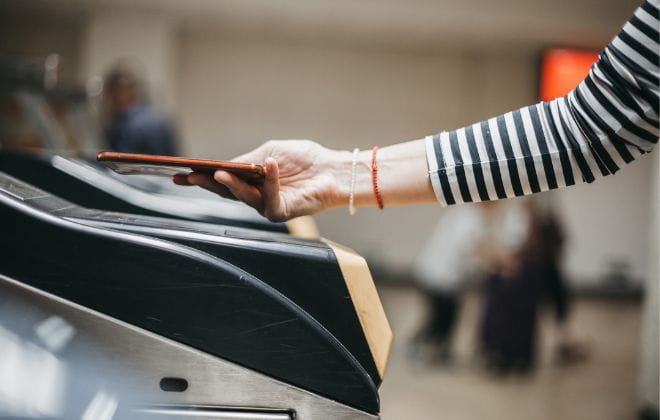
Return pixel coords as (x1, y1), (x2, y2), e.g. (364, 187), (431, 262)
(377, 286), (642, 420)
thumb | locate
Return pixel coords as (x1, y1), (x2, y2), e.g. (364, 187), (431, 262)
(261, 157), (284, 221)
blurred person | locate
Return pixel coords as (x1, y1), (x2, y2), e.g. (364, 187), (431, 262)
(479, 258), (540, 373)
(478, 197), (587, 373)
(521, 197), (590, 365)
(410, 205), (485, 365)
(104, 65), (177, 156)
(174, 1), (658, 224)
(474, 200), (535, 373)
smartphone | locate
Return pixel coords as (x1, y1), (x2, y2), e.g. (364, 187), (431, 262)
(97, 151), (265, 181)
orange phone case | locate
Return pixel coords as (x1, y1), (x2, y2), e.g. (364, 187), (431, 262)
(97, 151), (265, 180)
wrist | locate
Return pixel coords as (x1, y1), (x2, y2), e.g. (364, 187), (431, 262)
(326, 148), (374, 209)
(325, 149), (352, 209)
(322, 138), (434, 211)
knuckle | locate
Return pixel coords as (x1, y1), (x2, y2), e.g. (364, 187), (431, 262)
(263, 210), (286, 223)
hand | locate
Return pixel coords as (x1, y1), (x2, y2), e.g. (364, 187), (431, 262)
(173, 140), (348, 222)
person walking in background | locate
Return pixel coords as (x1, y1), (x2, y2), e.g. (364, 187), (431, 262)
(478, 197), (588, 374)
(410, 205), (485, 365)
(472, 200), (534, 373)
(521, 198), (590, 365)
(104, 64), (178, 156)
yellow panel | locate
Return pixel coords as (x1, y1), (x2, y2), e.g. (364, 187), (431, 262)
(322, 239), (393, 379)
(285, 216), (320, 239)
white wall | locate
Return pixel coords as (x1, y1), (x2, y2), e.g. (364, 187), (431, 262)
(638, 150), (659, 410)
(556, 152), (655, 286)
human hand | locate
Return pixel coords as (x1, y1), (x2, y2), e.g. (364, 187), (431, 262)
(173, 140), (349, 222)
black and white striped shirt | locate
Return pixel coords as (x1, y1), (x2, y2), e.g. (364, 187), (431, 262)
(426, 0), (659, 206)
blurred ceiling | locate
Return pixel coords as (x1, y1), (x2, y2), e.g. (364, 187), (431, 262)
(1, 0), (641, 51)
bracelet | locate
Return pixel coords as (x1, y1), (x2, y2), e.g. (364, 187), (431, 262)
(371, 146), (384, 210)
(348, 148), (359, 216)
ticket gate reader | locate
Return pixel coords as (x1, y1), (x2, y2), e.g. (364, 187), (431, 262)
(0, 172), (391, 419)
(0, 151), (290, 233)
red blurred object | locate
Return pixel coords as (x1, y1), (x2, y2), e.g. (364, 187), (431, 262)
(540, 49), (600, 102)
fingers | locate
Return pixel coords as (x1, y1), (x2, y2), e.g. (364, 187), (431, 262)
(185, 172), (236, 199)
(261, 157), (284, 221)
(172, 173), (192, 185)
(213, 170), (263, 211)
(172, 141), (287, 221)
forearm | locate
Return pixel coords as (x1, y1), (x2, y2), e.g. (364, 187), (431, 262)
(328, 139), (437, 209)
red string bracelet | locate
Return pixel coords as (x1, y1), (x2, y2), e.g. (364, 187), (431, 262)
(371, 146), (384, 210)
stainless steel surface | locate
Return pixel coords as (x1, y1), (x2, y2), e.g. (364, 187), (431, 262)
(0, 274), (379, 420)
(136, 406), (291, 419)
(0, 174), (50, 201)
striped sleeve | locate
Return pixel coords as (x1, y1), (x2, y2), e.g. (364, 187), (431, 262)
(426, 0), (659, 206)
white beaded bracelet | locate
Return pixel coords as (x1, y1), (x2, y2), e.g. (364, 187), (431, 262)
(348, 148), (359, 216)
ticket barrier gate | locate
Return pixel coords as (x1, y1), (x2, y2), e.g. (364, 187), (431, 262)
(0, 151), (291, 234)
(0, 172), (391, 419)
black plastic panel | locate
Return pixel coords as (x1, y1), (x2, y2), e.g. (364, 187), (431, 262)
(0, 151), (288, 232)
(0, 173), (379, 414)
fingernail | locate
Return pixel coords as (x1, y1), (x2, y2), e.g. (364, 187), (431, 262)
(214, 170), (229, 182)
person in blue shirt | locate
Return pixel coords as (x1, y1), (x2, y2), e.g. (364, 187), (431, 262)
(104, 66), (178, 156)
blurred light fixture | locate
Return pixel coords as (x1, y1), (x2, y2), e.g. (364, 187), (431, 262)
(86, 75), (105, 98)
(44, 54), (59, 90)
(540, 48), (599, 102)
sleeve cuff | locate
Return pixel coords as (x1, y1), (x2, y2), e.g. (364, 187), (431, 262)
(425, 134), (449, 207)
